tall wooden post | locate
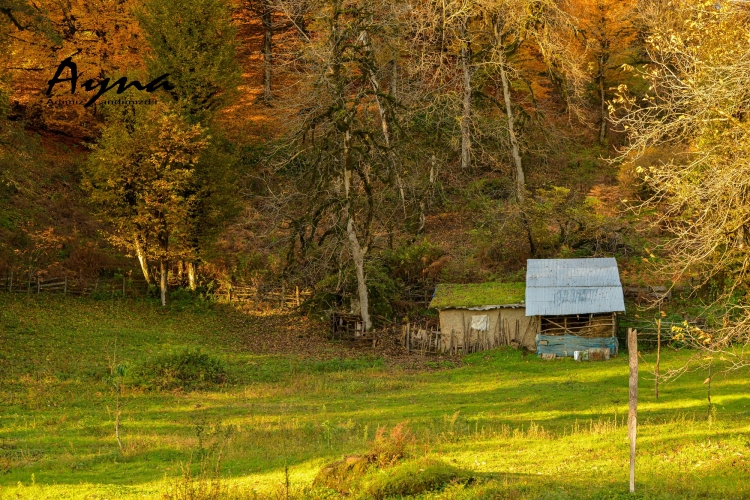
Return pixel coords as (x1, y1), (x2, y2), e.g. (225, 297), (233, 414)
(655, 320), (661, 399)
(64, 277), (68, 296)
(628, 328), (638, 494)
(707, 356), (712, 416)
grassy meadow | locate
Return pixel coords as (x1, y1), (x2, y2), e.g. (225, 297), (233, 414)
(0, 294), (749, 499)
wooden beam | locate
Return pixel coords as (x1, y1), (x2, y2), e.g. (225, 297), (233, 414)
(628, 328), (638, 493)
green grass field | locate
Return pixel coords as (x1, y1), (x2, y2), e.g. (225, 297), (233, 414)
(0, 294), (748, 499)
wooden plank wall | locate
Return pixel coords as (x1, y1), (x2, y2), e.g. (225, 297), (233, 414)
(540, 313), (617, 337)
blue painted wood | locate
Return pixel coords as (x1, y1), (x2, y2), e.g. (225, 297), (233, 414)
(536, 334), (619, 357)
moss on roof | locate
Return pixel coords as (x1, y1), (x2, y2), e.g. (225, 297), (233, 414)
(429, 282), (526, 309)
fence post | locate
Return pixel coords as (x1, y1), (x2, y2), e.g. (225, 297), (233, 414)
(655, 320), (661, 400)
(8, 271), (12, 292)
(406, 322), (410, 354)
(628, 328), (638, 494)
(37, 276), (40, 294)
(64, 277), (68, 296)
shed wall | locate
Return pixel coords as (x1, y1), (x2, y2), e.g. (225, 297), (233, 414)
(438, 308), (538, 351)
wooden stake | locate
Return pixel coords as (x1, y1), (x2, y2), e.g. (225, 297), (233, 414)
(406, 322), (410, 354)
(707, 356), (712, 416)
(612, 312), (617, 339)
(655, 320), (661, 400)
(64, 277), (67, 296)
(628, 328), (638, 494)
(492, 317), (499, 348)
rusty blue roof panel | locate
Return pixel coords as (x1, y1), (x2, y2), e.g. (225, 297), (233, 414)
(525, 258), (625, 315)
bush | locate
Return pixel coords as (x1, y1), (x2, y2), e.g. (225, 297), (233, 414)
(128, 349), (227, 391)
(365, 423), (414, 468)
(314, 455), (371, 495)
(363, 457), (469, 499)
(313, 423), (415, 495)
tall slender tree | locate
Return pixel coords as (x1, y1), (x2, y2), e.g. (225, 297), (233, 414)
(137, 0), (241, 289)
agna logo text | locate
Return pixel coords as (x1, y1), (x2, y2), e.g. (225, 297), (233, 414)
(46, 57), (174, 108)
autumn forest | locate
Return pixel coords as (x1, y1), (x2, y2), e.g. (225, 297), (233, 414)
(1, 0), (750, 498)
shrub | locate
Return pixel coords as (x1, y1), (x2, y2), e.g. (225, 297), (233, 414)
(313, 455), (371, 495)
(313, 423), (415, 495)
(363, 457), (469, 499)
(128, 349), (227, 391)
(313, 425), (471, 499)
(365, 423), (414, 468)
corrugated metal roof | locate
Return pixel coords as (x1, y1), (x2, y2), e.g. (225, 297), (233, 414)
(525, 258), (625, 316)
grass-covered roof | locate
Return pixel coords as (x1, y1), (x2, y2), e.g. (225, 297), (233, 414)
(429, 282), (526, 309)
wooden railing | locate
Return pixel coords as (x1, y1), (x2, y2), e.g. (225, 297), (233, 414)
(3, 273), (150, 297)
(1, 271), (313, 309)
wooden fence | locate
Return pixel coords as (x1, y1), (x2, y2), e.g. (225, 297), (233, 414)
(403, 283), (437, 307)
(3, 272), (149, 297)
(2, 271), (313, 309)
(228, 282), (312, 309)
(616, 317), (703, 348)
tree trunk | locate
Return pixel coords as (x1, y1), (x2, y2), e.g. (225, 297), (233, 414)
(498, 52), (524, 203)
(134, 235), (151, 284)
(187, 262), (197, 291)
(460, 22), (472, 170)
(362, 30), (405, 216)
(598, 55), (607, 145)
(347, 217), (371, 331)
(261, 2), (273, 103)
(159, 258), (167, 307)
(371, 79), (405, 215)
(342, 130), (371, 331)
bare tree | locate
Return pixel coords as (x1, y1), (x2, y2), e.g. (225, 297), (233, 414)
(276, 0), (408, 330)
(614, 0), (750, 367)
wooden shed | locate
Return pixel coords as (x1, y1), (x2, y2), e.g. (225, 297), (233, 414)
(525, 258), (625, 357)
(429, 283), (539, 353)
